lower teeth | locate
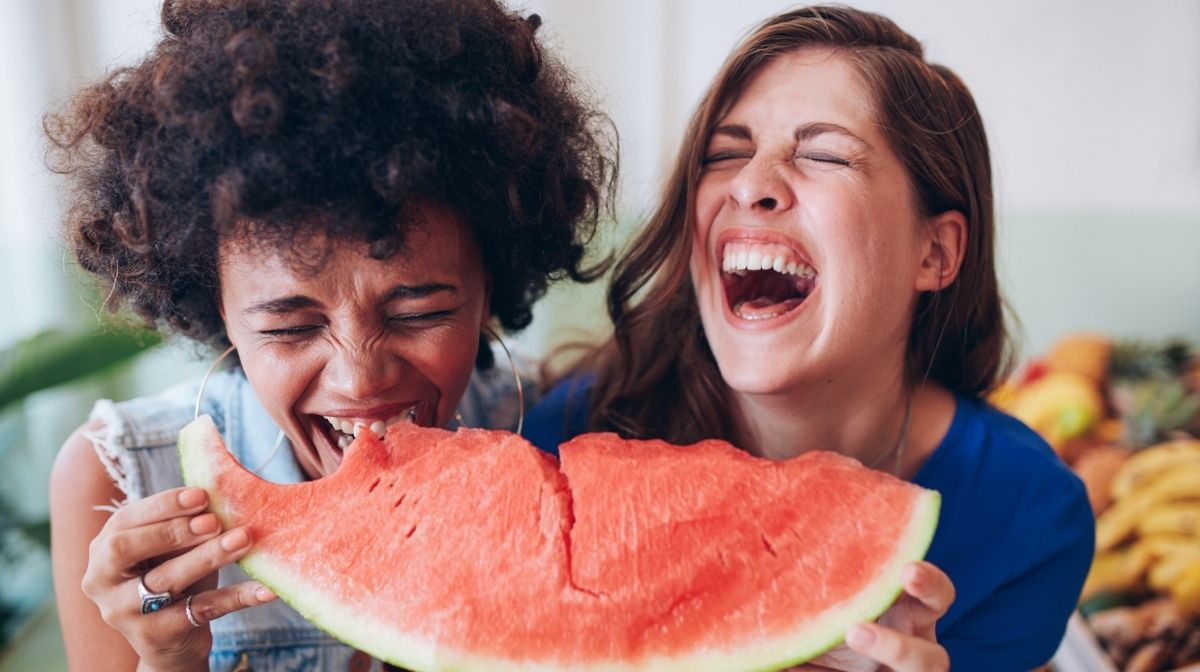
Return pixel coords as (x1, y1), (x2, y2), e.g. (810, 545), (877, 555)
(337, 434), (352, 450)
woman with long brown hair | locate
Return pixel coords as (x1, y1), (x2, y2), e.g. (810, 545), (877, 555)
(527, 6), (1092, 670)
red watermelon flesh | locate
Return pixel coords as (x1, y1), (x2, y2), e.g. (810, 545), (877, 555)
(179, 415), (939, 671)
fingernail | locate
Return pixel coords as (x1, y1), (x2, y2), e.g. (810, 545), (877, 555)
(846, 624), (876, 649)
(178, 488), (206, 508)
(255, 586), (276, 602)
(220, 528), (250, 551)
(189, 513), (218, 535)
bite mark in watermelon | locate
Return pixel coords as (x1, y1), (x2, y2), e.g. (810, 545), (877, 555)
(179, 416), (939, 671)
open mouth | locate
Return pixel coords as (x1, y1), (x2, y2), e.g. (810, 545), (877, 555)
(321, 407), (419, 450)
(720, 241), (817, 321)
(307, 404), (427, 468)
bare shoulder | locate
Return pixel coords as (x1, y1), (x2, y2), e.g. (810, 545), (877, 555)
(49, 418), (129, 584)
(51, 418), (123, 510)
(51, 419), (140, 669)
(50, 418), (124, 554)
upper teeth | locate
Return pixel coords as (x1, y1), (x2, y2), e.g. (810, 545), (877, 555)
(323, 407), (418, 441)
(721, 243), (815, 278)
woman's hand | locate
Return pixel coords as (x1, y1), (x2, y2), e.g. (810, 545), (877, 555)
(80, 487), (276, 671)
(796, 561), (955, 672)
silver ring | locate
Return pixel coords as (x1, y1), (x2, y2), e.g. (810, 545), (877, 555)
(137, 574), (173, 615)
(184, 595), (202, 628)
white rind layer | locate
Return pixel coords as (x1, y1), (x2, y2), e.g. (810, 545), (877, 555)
(179, 415), (941, 672)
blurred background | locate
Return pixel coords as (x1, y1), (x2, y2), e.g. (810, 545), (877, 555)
(0, 0), (1197, 669)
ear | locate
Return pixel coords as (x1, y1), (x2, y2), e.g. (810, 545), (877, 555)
(914, 210), (967, 292)
(215, 295), (238, 348)
(214, 244), (237, 348)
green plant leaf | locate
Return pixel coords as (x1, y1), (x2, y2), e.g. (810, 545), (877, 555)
(0, 327), (162, 412)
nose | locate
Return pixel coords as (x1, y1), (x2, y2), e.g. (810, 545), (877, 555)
(324, 340), (406, 402)
(728, 154), (794, 213)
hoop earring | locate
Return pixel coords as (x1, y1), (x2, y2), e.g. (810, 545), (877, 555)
(194, 345), (236, 420)
(482, 326), (525, 436)
(193, 345), (287, 473)
(253, 430), (287, 474)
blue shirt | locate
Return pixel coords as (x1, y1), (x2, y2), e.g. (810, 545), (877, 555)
(525, 378), (1095, 671)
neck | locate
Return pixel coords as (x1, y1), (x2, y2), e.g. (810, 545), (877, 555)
(730, 365), (912, 471)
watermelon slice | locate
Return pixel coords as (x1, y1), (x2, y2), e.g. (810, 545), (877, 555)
(179, 416), (939, 671)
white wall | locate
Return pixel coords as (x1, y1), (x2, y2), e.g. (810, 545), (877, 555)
(0, 0), (206, 519)
(1, 0), (167, 336)
(519, 0), (1200, 214)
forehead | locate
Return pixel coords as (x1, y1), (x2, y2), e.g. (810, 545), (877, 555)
(720, 47), (874, 129)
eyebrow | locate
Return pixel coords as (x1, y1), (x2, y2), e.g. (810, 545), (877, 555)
(711, 124), (752, 141)
(709, 122), (870, 147)
(242, 295), (319, 316)
(242, 283), (459, 316)
(794, 122), (870, 147)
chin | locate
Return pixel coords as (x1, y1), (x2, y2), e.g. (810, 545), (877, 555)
(713, 353), (806, 397)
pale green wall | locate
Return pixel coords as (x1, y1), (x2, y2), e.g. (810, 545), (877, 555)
(998, 214), (1200, 358)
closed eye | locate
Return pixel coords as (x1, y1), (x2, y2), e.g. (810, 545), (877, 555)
(387, 311), (454, 325)
(799, 153), (850, 166)
(259, 325), (320, 338)
(702, 151), (752, 166)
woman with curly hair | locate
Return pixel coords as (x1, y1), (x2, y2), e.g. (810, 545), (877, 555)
(47, 0), (614, 669)
(526, 6), (1092, 671)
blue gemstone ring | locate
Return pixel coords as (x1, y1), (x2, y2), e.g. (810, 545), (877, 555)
(138, 574), (173, 615)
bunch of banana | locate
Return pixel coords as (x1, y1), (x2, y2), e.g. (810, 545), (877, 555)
(1111, 440), (1200, 501)
(1087, 440), (1200, 615)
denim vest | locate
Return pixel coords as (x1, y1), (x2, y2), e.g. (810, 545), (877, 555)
(86, 350), (533, 672)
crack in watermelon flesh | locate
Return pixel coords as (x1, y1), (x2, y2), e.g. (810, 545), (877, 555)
(179, 416), (939, 671)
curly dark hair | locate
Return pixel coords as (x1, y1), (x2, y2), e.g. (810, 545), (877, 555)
(47, 0), (616, 363)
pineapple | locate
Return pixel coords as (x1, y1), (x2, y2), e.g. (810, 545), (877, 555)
(1110, 340), (1200, 448)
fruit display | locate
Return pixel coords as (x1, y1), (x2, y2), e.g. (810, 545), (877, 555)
(179, 415), (939, 672)
(993, 335), (1200, 672)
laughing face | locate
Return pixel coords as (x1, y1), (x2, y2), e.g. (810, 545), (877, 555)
(219, 205), (489, 478)
(691, 47), (934, 397)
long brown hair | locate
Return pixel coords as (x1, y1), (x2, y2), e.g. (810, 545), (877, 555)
(583, 5), (1012, 444)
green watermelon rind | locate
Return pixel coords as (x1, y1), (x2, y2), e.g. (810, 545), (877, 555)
(428, 489), (940, 672)
(180, 416), (941, 672)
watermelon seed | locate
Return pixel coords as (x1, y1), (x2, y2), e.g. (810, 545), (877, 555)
(404, 524), (417, 538)
(760, 533), (778, 558)
(368, 478), (381, 493)
(393, 494), (406, 508)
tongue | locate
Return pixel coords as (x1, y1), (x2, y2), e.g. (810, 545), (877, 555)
(734, 296), (805, 320)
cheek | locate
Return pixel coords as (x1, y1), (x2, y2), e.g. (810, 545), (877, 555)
(418, 329), (479, 384)
(239, 346), (321, 415)
(690, 181), (726, 281)
(397, 317), (482, 403)
(693, 179), (723, 242)
(415, 330), (480, 425)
